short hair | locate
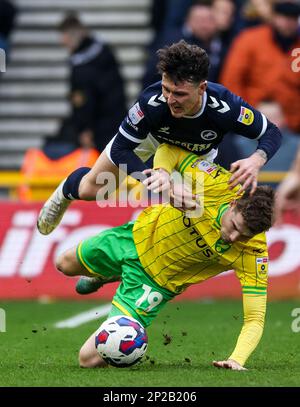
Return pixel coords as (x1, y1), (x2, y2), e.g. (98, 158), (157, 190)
(58, 13), (85, 32)
(236, 185), (275, 235)
(156, 40), (210, 84)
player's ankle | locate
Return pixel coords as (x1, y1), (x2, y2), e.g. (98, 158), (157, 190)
(62, 167), (91, 200)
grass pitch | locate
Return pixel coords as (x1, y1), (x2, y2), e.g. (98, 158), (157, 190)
(0, 299), (299, 387)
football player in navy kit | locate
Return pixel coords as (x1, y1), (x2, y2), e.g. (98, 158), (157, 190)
(37, 40), (281, 235)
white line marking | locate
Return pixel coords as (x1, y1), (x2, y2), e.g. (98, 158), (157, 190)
(54, 303), (111, 328)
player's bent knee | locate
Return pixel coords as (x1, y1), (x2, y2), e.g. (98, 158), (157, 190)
(55, 253), (74, 276)
(55, 254), (68, 275)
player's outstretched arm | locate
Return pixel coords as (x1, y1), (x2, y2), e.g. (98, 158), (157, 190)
(142, 167), (200, 213)
(142, 144), (201, 213)
(224, 293), (267, 370)
(142, 143), (178, 193)
(142, 168), (171, 193)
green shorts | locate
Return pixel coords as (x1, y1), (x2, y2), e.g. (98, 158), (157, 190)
(76, 222), (175, 327)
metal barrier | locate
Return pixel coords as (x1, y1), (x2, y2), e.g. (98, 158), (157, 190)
(0, 170), (287, 201)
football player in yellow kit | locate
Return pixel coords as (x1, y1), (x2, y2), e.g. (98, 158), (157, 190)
(56, 143), (275, 370)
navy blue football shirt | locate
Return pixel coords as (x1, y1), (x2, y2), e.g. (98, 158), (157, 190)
(106, 81), (281, 175)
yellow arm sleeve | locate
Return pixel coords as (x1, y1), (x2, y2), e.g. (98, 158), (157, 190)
(153, 144), (181, 174)
(228, 293), (266, 366)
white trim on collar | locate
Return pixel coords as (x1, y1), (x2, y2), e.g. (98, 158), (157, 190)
(183, 91), (207, 119)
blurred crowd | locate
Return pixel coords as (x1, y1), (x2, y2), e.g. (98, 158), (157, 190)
(145, 0), (300, 170)
(0, 0), (17, 54)
(1, 0), (300, 172)
(43, 13), (127, 159)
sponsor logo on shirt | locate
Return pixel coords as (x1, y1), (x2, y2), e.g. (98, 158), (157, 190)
(256, 257), (268, 277)
(126, 117), (138, 131)
(253, 248), (264, 254)
(237, 106), (254, 125)
(155, 135), (212, 153)
(197, 160), (218, 174)
(158, 127), (170, 134)
(128, 102), (144, 125)
(213, 168), (224, 179)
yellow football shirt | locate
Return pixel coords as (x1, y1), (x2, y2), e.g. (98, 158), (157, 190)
(133, 144), (268, 296)
(132, 144), (269, 366)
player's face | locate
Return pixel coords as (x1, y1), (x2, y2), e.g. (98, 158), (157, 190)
(162, 74), (207, 118)
(220, 203), (253, 244)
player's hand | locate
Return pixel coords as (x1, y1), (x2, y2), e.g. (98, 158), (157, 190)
(275, 172), (300, 223)
(169, 179), (202, 217)
(142, 168), (171, 193)
(229, 151), (267, 195)
(213, 359), (247, 371)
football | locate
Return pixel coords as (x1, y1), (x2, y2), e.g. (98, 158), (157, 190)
(95, 315), (148, 367)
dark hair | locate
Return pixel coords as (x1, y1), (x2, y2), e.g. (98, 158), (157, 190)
(156, 40), (210, 84)
(236, 185), (275, 235)
(58, 13), (85, 32)
(273, 1), (300, 17)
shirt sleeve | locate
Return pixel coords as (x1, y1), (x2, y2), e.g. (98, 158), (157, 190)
(256, 120), (282, 161)
(229, 247), (268, 366)
(153, 144), (182, 173)
(229, 293), (266, 366)
(106, 133), (150, 175)
(105, 92), (153, 175)
(224, 89), (282, 160)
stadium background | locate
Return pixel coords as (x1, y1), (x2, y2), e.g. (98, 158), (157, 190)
(0, 0), (299, 387)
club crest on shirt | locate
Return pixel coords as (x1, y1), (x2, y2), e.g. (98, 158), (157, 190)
(200, 130), (218, 141)
(237, 106), (254, 125)
(215, 238), (231, 254)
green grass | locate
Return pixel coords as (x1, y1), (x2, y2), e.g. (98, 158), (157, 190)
(0, 300), (299, 387)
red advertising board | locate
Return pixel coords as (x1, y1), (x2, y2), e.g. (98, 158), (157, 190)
(0, 202), (299, 300)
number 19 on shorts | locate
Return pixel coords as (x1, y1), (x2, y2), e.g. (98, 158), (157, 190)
(135, 284), (163, 313)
